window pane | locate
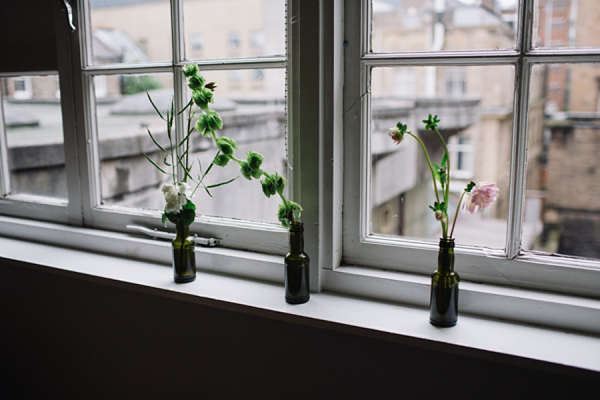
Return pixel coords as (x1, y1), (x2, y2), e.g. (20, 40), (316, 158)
(534, 0), (600, 49)
(89, 0), (172, 65)
(370, 65), (514, 249)
(183, 0), (286, 61)
(1, 75), (67, 198)
(371, 0), (519, 53)
(95, 72), (174, 210)
(525, 63), (600, 259)
(183, 68), (287, 223)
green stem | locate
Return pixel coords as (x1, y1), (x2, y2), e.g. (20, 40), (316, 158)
(407, 132), (441, 208)
(434, 127), (450, 210)
(449, 190), (467, 239)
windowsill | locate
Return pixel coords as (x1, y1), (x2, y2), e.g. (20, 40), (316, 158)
(1, 233), (599, 379)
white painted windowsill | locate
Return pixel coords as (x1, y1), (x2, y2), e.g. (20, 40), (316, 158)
(1, 234), (600, 379)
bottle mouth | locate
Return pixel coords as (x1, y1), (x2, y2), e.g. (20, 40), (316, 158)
(438, 237), (455, 247)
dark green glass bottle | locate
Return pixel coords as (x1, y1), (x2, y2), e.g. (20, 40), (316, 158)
(429, 238), (459, 327)
(285, 222), (310, 304)
(172, 220), (196, 283)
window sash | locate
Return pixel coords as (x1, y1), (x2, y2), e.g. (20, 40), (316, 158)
(341, 0), (600, 298)
(64, 0), (292, 253)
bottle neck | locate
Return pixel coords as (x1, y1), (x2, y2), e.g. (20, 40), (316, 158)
(438, 238), (455, 273)
(175, 219), (190, 239)
(289, 222), (304, 254)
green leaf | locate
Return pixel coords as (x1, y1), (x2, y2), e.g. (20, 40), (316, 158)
(206, 176), (238, 189)
(161, 213), (168, 228)
(177, 129), (194, 148)
(165, 211), (179, 225)
(144, 153), (168, 174)
(146, 92), (165, 121)
(163, 154), (171, 167)
(177, 98), (194, 115)
(146, 128), (167, 152)
(441, 153), (447, 169)
(180, 207), (196, 227)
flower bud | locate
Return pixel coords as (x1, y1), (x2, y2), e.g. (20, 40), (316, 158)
(187, 74), (205, 91)
(213, 154), (230, 167)
(240, 162), (253, 180)
(183, 63), (199, 78)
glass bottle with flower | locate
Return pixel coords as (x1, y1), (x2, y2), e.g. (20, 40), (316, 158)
(177, 65), (307, 302)
(145, 67), (237, 283)
(388, 115), (499, 326)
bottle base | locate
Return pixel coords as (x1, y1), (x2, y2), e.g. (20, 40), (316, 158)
(174, 276), (196, 284)
(430, 318), (457, 327)
(286, 296), (310, 305)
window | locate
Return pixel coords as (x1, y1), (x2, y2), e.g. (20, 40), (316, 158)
(2, 0), (599, 333)
(0, 0), (292, 254)
(342, 0), (600, 299)
(227, 32), (241, 50)
(189, 33), (204, 51)
(0, 73), (67, 197)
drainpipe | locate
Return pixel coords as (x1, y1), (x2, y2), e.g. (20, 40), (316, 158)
(563, 0), (578, 112)
(425, 0), (446, 97)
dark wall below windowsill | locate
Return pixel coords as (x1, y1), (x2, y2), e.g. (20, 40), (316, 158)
(1, 260), (598, 399)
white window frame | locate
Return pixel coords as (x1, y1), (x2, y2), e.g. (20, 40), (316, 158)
(339, 0), (600, 302)
(2, 0), (600, 335)
(73, 0), (303, 255)
(0, 0), (319, 259)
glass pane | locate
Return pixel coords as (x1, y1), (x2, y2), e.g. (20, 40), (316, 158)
(371, 0), (519, 53)
(525, 63), (600, 259)
(534, 0), (600, 49)
(184, 68), (287, 223)
(89, 0), (172, 65)
(95, 72), (174, 210)
(1, 75), (67, 198)
(183, 0), (286, 61)
(95, 68), (287, 224)
(370, 65), (514, 249)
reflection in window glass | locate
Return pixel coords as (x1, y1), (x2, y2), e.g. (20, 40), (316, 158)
(89, 0), (172, 65)
(183, 0), (286, 60)
(370, 65), (514, 249)
(1, 75), (67, 199)
(526, 63), (600, 260)
(371, 0), (518, 53)
(534, 0), (600, 49)
(95, 73), (173, 210)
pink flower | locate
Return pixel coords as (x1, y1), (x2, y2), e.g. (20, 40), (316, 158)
(463, 182), (499, 214)
(388, 127), (404, 144)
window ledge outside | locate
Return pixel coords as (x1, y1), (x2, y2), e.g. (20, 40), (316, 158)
(1, 232), (600, 379)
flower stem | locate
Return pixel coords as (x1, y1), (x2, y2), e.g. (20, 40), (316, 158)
(406, 132), (442, 210)
(449, 190), (467, 238)
(434, 127), (450, 211)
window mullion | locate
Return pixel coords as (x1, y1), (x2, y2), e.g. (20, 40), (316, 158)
(0, 98), (10, 197)
(71, 0), (101, 226)
(506, 0), (536, 259)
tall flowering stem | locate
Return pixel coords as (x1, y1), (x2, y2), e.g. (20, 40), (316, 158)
(182, 64), (302, 228)
(388, 115), (498, 240)
(145, 66), (239, 228)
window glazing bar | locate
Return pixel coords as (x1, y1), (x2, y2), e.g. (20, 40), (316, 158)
(505, 0), (536, 260)
(0, 96), (11, 196)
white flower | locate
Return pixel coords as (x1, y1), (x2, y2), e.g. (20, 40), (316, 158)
(162, 183), (191, 213)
